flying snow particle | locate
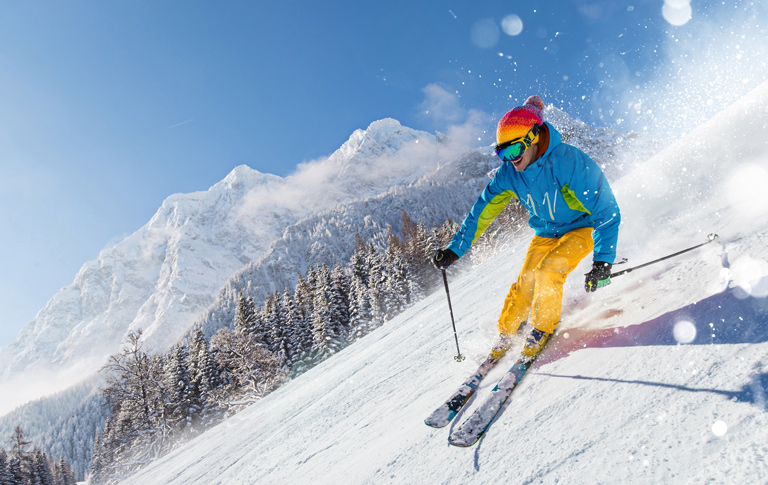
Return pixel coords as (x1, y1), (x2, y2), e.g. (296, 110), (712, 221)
(673, 320), (697, 344)
(501, 14), (524, 36)
(729, 256), (768, 298)
(471, 18), (500, 48)
(712, 420), (728, 436)
(662, 1), (692, 27)
(725, 164), (768, 218)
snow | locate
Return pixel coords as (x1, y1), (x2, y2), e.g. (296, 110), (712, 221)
(121, 82), (768, 483)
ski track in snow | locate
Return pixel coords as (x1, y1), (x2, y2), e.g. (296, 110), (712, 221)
(120, 82), (768, 483)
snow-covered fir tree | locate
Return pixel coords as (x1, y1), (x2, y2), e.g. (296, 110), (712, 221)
(0, 450), (11, 485)
(209, 328), (285, 401)
(366, 243), (388, 326)
(288, 274), (314, 365)
(310, 264), (337, 357)
(329, 264), (351, 342)
(165, 345), (193, 434)
(188, 327), (218, 426)
(383, 230), (410, 318)
(268, 291), (290, 363)
(30, 448), (54, 485)
(0, 429), (76, 485)
(233, 292), (257, 335)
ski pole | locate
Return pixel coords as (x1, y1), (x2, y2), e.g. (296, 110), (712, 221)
(611, 233), (719, 278)
(441, 269), (465, 362)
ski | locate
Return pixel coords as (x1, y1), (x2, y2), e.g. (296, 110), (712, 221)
(447, 358), (532, 447)
(424, 355), (500, 428)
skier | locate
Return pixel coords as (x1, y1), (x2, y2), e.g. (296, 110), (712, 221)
(433, 95), (621, 360)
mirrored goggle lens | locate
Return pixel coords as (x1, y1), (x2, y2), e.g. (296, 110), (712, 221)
(495, 141), (526, 162)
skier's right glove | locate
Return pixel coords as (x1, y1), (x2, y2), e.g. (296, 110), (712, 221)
(433, 248), (459, 269)
(585, 261), (612, 292)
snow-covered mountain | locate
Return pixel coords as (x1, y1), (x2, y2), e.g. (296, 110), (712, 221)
(0, 109), (655, 420)
(0, 119), (438, 412)
(120, 81), (768, 484)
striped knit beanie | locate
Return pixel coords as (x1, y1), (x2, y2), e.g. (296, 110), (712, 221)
(496, 95), (545, 145)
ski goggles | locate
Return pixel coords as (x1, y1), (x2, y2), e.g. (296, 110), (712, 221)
(494, 124), (540, 163)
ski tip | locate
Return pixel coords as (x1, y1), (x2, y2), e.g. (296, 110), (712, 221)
(424, 419), (448, 429)
(447, 436), (477, 448)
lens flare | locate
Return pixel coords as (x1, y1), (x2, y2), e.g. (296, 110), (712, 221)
(663, 1), (692, 26)
(712, 420), (728, 436)
(471, 18), (500, 49)
(501, 15), (524, 36)
(673, 320), (697, 344)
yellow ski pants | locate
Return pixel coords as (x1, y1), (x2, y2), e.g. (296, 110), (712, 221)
(498, 226), (594, 335)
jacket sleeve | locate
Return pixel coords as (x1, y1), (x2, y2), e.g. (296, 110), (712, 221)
(447, 172), (518, 258)
(560, 147), (621, 264)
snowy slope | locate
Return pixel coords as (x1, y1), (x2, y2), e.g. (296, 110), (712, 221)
(121, 82), (768, 484)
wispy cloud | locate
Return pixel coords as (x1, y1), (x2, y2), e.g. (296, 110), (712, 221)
(418, 83), (494, 147)
(166, 119), (194, 130)
(418, 83), (467, 124)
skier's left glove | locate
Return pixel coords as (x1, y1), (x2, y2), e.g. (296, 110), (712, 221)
(585, 261), (612, 292)
(433, 248), (459, 269)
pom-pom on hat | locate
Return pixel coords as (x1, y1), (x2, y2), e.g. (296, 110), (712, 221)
(496, 95), (545, 145)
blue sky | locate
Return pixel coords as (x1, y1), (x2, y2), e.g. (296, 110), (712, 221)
(1, 0), (766, 347)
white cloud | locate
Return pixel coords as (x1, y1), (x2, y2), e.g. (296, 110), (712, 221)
(418, 83), (467, 124)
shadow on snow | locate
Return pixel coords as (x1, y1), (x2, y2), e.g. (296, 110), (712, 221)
(534, 277), (768, 410)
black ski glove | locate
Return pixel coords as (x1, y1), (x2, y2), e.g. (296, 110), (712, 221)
(433, 248), (459, 269)
(585, 261), (612, 292)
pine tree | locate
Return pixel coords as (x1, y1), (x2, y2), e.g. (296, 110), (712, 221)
(31, 448), (54, 485)
(188, 327), (217, 425)
(280, 288), (302, 365)
(347, 242), (373, 340)
(288, 273), (315, 368)
(269, 291), (289, 362)
(88, 432), (104, 485)
(6, 455), (23, 485)
(329, 264), (351, 342)
(367, 242), (387, 326)
(437, 218), (459, 248)
(384, 232), (410, 318)
(234, 292), (256, 334)
(347, 274), (372, 341)
(0, 449), (13, 485)
(310, 264), (336, 356)
(250, 298), (271, 349)
(10, 426), (32, 483)
(165, 345), (192, 433)
(58, 456), (76, 485)
(349, 233), (371, 288)
(405, 219), (432, 299)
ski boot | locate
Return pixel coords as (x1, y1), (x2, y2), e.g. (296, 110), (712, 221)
(520, 327), (551, 359)
(489, 333), (514, 360)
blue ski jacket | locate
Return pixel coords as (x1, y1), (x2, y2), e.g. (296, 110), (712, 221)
(448, 122), (621, 264)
